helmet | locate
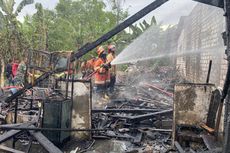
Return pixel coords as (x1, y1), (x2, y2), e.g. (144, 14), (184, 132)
(108, 44), (116, 52)
(97, 46), (105, 56)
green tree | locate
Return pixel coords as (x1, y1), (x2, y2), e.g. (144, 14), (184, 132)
(0, 0), (34, 59)
(22, 3), (55, 50)
(22, 0), (122, 55)
(0, 0), (34, 86)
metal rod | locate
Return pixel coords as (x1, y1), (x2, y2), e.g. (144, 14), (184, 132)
(71, 75), (74, 101)
(206, 60), (212, 83)
(70, 74), (74, 130)
(14, 98), (18, 124)
(66, 58), (71, 99)
(30, 88), (33, 110)
(90, 79), (93, 139)
(143, 83), (173, 98)
(57, 78), (91, 83)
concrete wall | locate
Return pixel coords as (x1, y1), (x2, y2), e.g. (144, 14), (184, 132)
(175, 4), (226, 87)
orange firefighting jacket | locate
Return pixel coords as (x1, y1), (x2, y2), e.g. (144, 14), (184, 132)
(86, 58), (96, 71)
(81, 58), (96, 76)
(94, 58), (109, 85)
(107, 53), (116, 76)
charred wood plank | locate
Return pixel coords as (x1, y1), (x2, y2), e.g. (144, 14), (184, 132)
(139, 128), (172, 132)
(0, 145), (25, 153)
(29, 127), (63, 153)
(0, 130), (22, 143)
(92, 109), (160, 113)
(200, 123), (215, 134)
(201, 134), (222, 150)
(110, 109), (172, 122)
(133, 132), (142, 144)
(0, 123), (23, 128)
(123, 104), (157, 109)
(0, 127), (106, 132)
(0, 123), (32, 143)
(174, 141), (185, 153)
(206, 89), (221, 128)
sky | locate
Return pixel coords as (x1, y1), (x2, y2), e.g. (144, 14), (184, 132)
(16, 0), (198, 25)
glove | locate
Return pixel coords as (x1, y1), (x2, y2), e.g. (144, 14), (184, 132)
(102, 64), (109, 70)
(107, 63), (111, 68)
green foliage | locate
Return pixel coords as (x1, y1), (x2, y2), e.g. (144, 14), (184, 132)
(0, 0), (163, 66)
(22, 0), (125, 55)
(0, 0), (34, 61)
(15, 0), (34, 16)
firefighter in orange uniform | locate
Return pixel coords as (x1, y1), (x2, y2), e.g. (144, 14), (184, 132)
(94, 46), (110, 93)
(80, 57), (96, 78)
(86, 57), (96, 74)
(107, 44), (116, 92)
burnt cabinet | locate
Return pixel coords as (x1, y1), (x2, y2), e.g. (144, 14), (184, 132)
(42, 99), (71, 145)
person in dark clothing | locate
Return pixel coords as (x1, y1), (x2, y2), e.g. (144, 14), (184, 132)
(6, 59), (13, 85)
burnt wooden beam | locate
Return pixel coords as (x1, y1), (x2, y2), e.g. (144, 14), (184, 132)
(29, 128), (63, 153)
(0, 145), (25, 153)
(110, 109), (173, 122)
(139, 128), (172, 133)
(0, 130), (22, 143)
(92, 109), (160, 113)
(0, 123), (32, 143)
(174, 141), (185, 153)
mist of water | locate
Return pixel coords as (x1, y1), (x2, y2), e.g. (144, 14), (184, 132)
(111, 22), (224, 65)
(112, 47), (206, 65)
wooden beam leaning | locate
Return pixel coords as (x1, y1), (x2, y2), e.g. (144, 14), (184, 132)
(0, 123), (32, 143)
(28, 126), (63, 153)
(0, 145), (25, 153)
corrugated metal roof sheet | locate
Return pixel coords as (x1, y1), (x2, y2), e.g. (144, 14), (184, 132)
(193, 0), (224, 8)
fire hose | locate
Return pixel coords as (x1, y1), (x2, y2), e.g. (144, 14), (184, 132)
(84, 63), (111, 81)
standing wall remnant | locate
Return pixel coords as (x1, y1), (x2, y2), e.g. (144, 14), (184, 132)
(175, 3), (226, 87)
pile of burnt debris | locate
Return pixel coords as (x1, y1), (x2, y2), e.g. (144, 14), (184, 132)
(87, 66), (175, 152)
(0, 65), (224, 153)
(92, 98), (173, 152)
